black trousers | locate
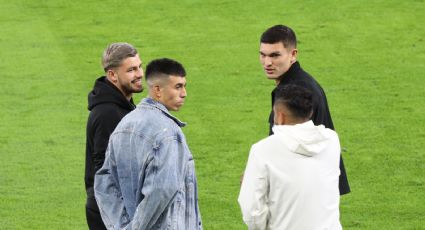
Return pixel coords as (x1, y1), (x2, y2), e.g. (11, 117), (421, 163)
(86, 197), (107, 230)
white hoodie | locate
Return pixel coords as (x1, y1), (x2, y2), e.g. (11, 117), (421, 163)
(238, 121), (342, 230)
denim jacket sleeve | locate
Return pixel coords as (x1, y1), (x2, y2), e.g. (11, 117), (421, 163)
(94, 139), (131, 230)
(95, 133), (188, 230)
(129, 135), (188, 229)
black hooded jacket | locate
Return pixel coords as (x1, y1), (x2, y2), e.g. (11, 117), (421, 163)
(85, 76), (135, 202)
(268, 61), (351, 195)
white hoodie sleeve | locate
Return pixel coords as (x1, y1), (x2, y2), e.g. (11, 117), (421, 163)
(238, 144), (269, 230)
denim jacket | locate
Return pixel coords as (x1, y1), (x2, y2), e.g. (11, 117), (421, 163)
(94, 98), (202, 230)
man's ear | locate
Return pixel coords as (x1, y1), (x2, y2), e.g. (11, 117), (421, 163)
(106, 69), (118, 83)
(273, 105), (286, 125)
(275, 111), (286, 125)
(290, 48), (298, 64)
(153, 85), (162, 99)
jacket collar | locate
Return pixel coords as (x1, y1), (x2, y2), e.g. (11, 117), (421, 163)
(88, 76), (135, 111)
(278, 61), (301, 85)
(103, 77), (136, 106)
(140, 97), (186, 127)
(271, 61), (302, 106)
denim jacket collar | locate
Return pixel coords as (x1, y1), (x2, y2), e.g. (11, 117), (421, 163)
(140, 97), (187, 127)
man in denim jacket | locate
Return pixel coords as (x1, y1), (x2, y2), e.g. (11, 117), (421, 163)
(94, 58), (202, 230)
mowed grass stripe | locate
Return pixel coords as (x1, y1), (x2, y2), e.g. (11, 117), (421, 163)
(0, 1), (86, 229)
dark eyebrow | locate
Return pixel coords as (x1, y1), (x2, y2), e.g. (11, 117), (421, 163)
(127, 64), (141, 71)
(176, 82), (187, 88)
(259, 51), (281, 56)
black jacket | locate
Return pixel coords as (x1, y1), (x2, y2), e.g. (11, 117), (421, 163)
(85, 76), (135, 202)
(269, 61), (351, 195)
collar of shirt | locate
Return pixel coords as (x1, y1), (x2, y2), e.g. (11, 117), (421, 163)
(139, 97), (187, 127)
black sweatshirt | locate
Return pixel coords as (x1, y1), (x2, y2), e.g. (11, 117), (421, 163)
(85, 76), (135, 202)
(268, 61), (351, 195)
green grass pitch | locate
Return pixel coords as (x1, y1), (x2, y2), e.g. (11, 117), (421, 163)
(0, 0), (424, 229)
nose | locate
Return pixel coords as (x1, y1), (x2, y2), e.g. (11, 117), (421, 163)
(264, 56), (272, 66)
(181, 86), (187, 98)
(137, 67), (144, 78)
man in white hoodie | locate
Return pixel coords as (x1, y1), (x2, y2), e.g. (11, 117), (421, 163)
(238, 84), (342, 230)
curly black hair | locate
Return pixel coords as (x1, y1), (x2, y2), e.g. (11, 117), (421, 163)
(274, 84), (313, 119)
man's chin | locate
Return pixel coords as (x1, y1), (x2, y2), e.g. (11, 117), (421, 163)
(133, 86), (144, 93)
(266, 75), (279, 80)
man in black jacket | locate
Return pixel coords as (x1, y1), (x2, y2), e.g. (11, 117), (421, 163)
(85, 42), (144, 229)
(259, 25), (350, 195)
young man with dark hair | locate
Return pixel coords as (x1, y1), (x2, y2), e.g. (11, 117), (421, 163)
(259, 24), (350, 195)
(85, 42), (143, 230)
(239, 84), (342, 230)
(94, 58), (202, 230)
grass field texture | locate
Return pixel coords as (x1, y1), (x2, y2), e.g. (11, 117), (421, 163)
(0, 0), (424, 229)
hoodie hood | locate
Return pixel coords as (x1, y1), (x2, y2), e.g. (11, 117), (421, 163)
(272, 120), (334, 157)
(88, 76), (135, 111)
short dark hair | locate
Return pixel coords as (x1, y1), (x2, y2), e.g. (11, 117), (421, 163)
(260, 25), (297, 49)
(102, 42), (138, 72)
(145, 58), (186, 81)
(274, 84), (312, 119)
